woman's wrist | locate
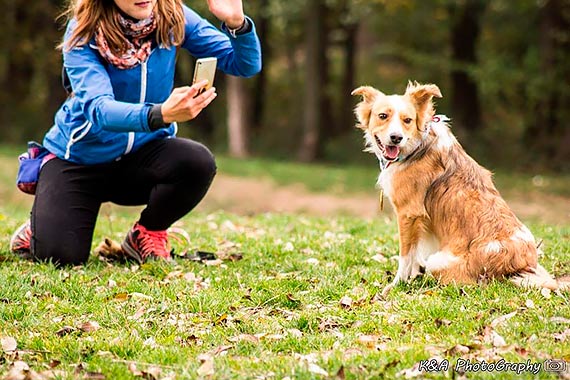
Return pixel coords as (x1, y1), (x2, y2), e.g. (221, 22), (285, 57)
(148, 104), (168, 131)
(225, 15), (246, 30)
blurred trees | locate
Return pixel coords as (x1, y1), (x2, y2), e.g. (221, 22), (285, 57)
(0, 0), (569, 171)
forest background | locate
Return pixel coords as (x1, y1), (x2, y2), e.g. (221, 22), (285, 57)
(1, 0), (569, 172)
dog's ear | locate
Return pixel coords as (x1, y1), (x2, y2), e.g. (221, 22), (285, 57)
(405, 81), (442, 127)
(406, 82), (442, 116)
(351, 86), (381, 102)
(351, 86), (382, 129)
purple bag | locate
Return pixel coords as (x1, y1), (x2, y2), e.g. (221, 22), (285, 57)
(16, 141), (56, 195)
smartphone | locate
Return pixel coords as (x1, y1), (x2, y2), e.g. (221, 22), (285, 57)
(192, 57), (217, 95)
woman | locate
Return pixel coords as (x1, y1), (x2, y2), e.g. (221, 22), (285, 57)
(10, 0), (261, 265)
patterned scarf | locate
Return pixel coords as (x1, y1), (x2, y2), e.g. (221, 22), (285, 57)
(96, 13), (157, 70)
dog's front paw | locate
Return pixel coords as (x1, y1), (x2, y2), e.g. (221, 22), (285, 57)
(381, 283), (395, 298)
(94, 238), (126, 261)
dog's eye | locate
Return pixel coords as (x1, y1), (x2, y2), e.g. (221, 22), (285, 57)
(403, 118), (412, 124)
(378, 113), (388, 120)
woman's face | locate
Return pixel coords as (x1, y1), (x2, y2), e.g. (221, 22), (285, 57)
(113, 0), (157, 20)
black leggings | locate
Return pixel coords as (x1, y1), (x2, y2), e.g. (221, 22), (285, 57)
(30, 138), (216, 266)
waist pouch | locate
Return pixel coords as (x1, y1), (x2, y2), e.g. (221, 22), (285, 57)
(16, 141), (56, 195)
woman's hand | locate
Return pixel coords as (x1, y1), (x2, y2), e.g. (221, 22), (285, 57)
(161, 80), (217, 123)
(207, 0), (245, 29)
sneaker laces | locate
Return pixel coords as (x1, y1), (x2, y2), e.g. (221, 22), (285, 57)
(136, 226), (170, 259)
(11, 221), (32, 252)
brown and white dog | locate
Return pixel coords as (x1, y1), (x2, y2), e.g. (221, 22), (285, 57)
(352, 82), (567, 296)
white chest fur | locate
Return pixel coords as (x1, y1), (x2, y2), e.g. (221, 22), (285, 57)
(377, 164), (398, 202)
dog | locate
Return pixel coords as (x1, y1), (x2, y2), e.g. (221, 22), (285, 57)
(352, 81), (567, 296)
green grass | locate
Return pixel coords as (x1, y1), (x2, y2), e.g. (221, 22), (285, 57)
(1, 146), (570, 379)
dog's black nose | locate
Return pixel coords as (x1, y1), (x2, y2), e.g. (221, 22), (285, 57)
(390, 133), (403, 144)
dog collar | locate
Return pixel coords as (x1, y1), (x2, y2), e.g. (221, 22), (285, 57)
(379, 114), (450, 171)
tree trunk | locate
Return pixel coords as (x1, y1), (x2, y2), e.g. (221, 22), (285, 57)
(298, 1), (327, 162)
(252, 0), (269, 130)
(227, 75), (249, 158)
(526, 0), (570, 169)
(449, 0), (487, 134)
(339, 21), (359, 136)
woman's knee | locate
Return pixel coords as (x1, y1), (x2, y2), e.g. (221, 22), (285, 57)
(32, 229), (91, 266)
(175, 140), (217, 182)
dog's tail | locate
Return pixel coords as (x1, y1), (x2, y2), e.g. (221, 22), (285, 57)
(511, 263), (569, 291)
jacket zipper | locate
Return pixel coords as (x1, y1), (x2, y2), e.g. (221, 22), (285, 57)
(123, 58), (149, 156)
(65, 120), (92, 160)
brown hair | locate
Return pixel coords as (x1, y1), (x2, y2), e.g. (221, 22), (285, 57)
(58, 0), (185, 53)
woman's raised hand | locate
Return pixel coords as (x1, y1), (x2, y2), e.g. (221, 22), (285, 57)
(161, 80), (217, 123)
(206, 0), (245, 29)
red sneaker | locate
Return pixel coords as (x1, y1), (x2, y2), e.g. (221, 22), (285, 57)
(10, 220), (32, 258)
(121, 223), (172, 264)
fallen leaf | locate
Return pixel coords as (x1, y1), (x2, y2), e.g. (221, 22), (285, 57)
(197, 354), (215, 377)
(550, 317), (570, 324)
(4, 361), (30, 380)
(211, 345), (233, 356)
(143, 337), (158, 348)
(339, 296), (353, 309)
(541, 288), (552, 299)
(286, 293), (300, 304)
(204, 259), (224, 266)
(357, 335), (378, 349)
(128, 363), (143, 376)
(214, 313), (228, 325)
(113, 292), (129, 302)
(396, 362), (423, 379)
(128, 307), (147, 321)
(80, 321), (101, 333)
(264, 334), (285, 341)
(56, 326), (76, 337)
(434, 318), (452, 328)
(307, 363), (328, 377)
(228, 334), (259, 344)
(335, 365), (345, 380)
(287, 329), (303, 338)
(371, 254), (387, 263)
(445, 344), (470, 355)
(491, 331), (507, 347)
(1, 336), (17, 352)
(130, 292), (153, 301)
(141, 366), (162, 380)
(553, 328), (570, 342)
(490, 311), (517, 328)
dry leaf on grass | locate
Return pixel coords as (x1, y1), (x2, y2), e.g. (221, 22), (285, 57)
(79, 321), (101, 333)
(128, 363), (162, 380)
(307, 363), (329, 377)
(553, 328), (570, 342)
(197, 354), (215, 377)
(55, 326), (77, 337)
(490, 311), (517, 328)
(357, 335), (379, 349)
(339, 296), (353, 309)
(1, 336), (17, 352)
(228, 334), (260, 344)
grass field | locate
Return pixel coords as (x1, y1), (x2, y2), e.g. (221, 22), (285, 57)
(1, 147), (569, 379)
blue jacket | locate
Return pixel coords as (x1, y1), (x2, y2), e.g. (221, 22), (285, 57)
(43, 5), (261, 165)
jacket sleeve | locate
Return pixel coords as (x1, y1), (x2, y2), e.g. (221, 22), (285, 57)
(63, 20), (152, 133)
(181, 6), (262, 78)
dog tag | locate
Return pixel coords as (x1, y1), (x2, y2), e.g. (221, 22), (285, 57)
(379, 189), (384, 212)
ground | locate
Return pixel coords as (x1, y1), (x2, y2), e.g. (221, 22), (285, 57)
(198, 174), (570, 225)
